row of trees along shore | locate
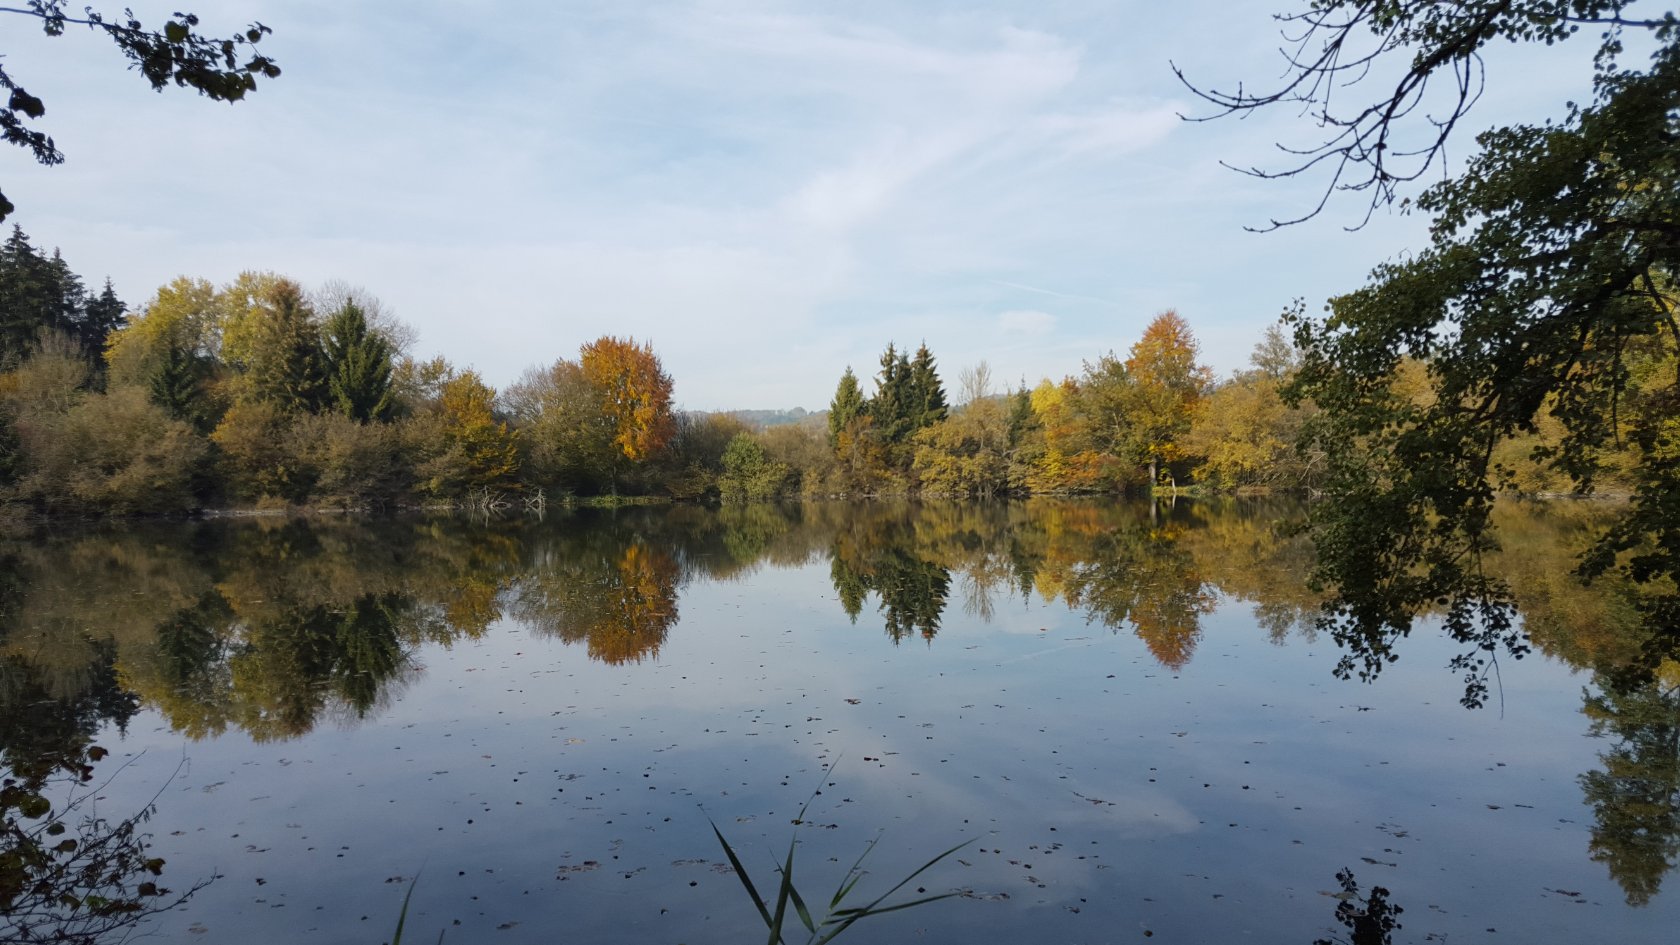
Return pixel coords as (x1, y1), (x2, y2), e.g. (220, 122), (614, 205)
(0, 224), (1644, 515)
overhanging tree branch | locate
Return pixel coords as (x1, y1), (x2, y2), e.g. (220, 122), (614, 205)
(0, 1), (280, 221)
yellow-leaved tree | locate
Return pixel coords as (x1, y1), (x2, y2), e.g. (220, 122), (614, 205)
(1120, 310), (1212, 490)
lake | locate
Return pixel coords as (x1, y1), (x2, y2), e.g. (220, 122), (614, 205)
(1, 499), (1674, 944)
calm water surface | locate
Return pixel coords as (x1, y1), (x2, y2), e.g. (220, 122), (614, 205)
(1, 500), (1674, 944)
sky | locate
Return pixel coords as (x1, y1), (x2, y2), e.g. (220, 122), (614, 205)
(0, 1), (1606, 411)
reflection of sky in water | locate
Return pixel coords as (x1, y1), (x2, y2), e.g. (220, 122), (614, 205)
(66, 523), (1673, 945)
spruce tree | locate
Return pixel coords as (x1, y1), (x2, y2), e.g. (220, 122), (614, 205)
(321, 301), (395, 422)
(870, 342), (914, 444)
(44, 249), (86, 339)
(149, 343), (211, 430)
(908, 342), (948, 429)
(827, 366), (865, 448)
(243, 279), (326, 413)
(80, 278), (126, 361)
(0, 225), (50, 364)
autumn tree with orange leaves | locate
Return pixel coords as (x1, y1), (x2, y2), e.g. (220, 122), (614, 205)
(579, 336), (675, 465)
(1117, 310), (1212, 490)
(509, 336), (675, 495)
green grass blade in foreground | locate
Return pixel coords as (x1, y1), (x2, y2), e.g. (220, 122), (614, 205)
(710, 819), (784, 944)
(390, 875), (417, 945)
(710, 758), (969, 945)
(815, 837), (973, 944)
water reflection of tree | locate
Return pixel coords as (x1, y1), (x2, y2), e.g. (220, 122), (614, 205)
(827, 505), (953, 643)
(1311, 868), (1403, 945)
(1060, 505), (1216, 669)
(2, 519), (521, 744)
(512, 529), (681, 665)
(1, 651), (200, 944)
(1491, 503), (1680, 905)
(1579, 667), (1680, 906)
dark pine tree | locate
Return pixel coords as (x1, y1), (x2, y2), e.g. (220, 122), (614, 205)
(321, 301), (395, 422)
(79, 277), (127, 362)
(0, 225), (51, 364)
(908, 342), (948, 429)
(869, 342), (914, 445)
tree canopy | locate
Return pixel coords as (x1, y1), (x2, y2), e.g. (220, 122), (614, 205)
(1186, 1), (1680, 694)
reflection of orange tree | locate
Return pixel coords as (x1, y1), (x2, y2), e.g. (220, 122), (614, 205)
(1027, 502), (1215, 669)
(512, 542), (680, 665)
(1175, 499), (1324, 645)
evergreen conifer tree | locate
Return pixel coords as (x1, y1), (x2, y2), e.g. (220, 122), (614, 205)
(148, 343), (211, 430)
(321, 302), (395, 422)
(827, 366), (865, 449)
(908, 342), (948, 429)
(870, 343), (914, 444)
(242, 280), (325, 413)
(80, 278), (126, 361)
(0, 225), (50, 364)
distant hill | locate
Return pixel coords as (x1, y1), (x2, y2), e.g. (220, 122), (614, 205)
(723, 407), (819, 430)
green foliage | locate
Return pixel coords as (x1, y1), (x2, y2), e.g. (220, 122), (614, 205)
(656, 412), (751, 500)
(827, 368), (864, 449)
(719, 432), (792, 500)
(868, 343), (914, 446)
(907, 343), (948, 430)
(148, 342), (218, 433)
(1278, 10), (1680, 689)
(0, 226), (121, 367)
(321, 302), (395, 423)
(237, 279), (325, 414)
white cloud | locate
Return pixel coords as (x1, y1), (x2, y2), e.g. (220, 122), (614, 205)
(6, 0), (1546, 409)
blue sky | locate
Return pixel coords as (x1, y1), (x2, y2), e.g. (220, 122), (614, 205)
(0, 1), (1602, 410)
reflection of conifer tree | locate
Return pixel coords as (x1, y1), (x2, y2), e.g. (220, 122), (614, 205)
(830, 556), (868, 623)
(229, 596), (413, 741)
(875, 548), (950, 644)
(149, 593), (237, 738)
(0, 645), (137, 772)
(1579, 673), (1680, 906)
(826, 523), (951, 644)
(331, 595), (410, 716)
